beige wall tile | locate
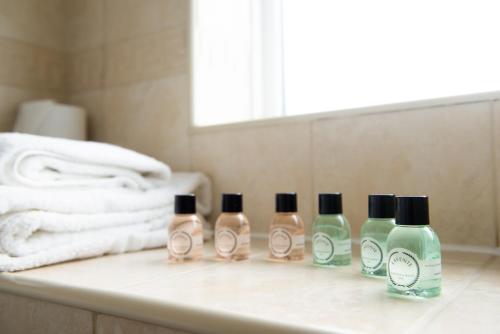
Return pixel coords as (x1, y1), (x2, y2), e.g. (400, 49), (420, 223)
(65, 0), (105, 51)
(419, 257), (500, 334)
(68, 90), (104, 141)
(0, 0), (66, 49)
(97, 314), (189, 334)
(191, 122), (314, 234)
(0, 0), (68, 132)
(312, 102), (496, 246)
(104, 0), (187, 43)
(493, 101), (500, 247)
(102, 75), (190, 171)
(0, 36), (67, 92)
(0, 291), (93, 334)
(68, 47), (104, 93)
(104, 28), (187, 87)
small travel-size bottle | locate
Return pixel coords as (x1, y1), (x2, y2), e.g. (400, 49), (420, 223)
(168, 194), (204, 263)
(268, 193), (305, 261)
(386, 196), (441, 298)
(215, 193), (251, 261)
(312, 193), (351, 266)
(360, 194), (396, 277)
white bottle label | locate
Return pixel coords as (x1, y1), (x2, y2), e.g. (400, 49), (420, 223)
(215, 228), (250, 257)
(269, 228), (304, 257)
(387, 248), (441, 290)
(312, 233), (351, 263)
(313, 232), (334, 262)
(169, 231), (203, 258)
(361, 237), (384, 271)
(334, 238), (352, 256)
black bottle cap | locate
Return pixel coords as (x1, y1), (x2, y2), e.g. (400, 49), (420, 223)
(175, 194), (196, 214)
(396, 196), (430, 226)
(222, 193), (243, 213)
(319, 193), (342, 214)
(368, 194), (396, 218)
(276, 193), (297, 212)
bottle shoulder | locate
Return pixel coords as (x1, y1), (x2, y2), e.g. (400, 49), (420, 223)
(361, 218), (396, 236)
(387, 225), (441, 254)
(389, 225), (438, 237)
(215, 213), (250, 227)
(169, 214), (203, 230)
(313, 214), (350, 227)
(271, 213), (304, 227)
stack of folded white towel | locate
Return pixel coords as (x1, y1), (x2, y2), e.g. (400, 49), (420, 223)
(0, 133), (212, 272)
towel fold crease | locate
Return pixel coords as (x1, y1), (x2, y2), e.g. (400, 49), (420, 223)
(0, 133), (212, 272)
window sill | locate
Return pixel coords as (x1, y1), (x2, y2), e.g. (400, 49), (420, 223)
(189, 91), (500, 134)
(0, 239), (499, 334)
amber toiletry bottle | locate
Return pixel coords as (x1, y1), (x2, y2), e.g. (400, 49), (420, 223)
(215, 193), (251, 261)
(168, 194), (203, 263)
(268, 193), (305, 261)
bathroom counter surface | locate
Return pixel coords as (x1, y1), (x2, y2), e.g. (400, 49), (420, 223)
(0, 239), (499, 334)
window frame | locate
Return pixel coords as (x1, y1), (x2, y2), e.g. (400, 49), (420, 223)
(188, 1), (500, 132)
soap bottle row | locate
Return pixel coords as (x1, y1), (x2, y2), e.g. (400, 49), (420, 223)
(167, 192), (441, 298)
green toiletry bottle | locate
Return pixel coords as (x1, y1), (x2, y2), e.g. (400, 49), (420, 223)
(386, 196), (441, 298)
(312, 193), (351, 266)
(360, 194), (396, 277)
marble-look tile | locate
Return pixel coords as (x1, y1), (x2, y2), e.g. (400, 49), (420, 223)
(312, 102), (496, 246)
(493, 101), (500, 248)
(0, 291), (93, 334)
(68, 47), (104, 93)
(191, 121), (314, 234)
(96, 314), (191, 334)
(104, 0), (188, 43)
(65, 0), (105, 51)
(0, 36), (67, 92)
(68, 90), (104, 141)
(104, 28), (187, 87)
(102, 75), (190, 171)
(8, 241), (267, 293)
(0, 0), (66, 49)
(417, 256), (500, 334)
(8, 245), (220, 292)
(123, 247), (489, 334)
(419, 288), (499, 334)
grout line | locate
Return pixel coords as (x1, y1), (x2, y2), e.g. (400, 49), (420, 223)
(403, 256), (497, 334)
(440, 243), (500, 255)
(117, 262), (223, 290)
(92, 311), (98, 334)
(115, 250), (266, 290)
(190, 94), (500, 134)
(117, 249), (270, 291)
(490, 101), (500, 247)
(251, 233), (500, 255)
(308, 120), (316, 227)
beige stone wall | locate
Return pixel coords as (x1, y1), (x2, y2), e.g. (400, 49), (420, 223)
(192, 102), (499, 247)
(0, 0), (67, 131)
(66, 0), (191, 171)
(62, 1), (500, 246)
(0, 291), (190, 334)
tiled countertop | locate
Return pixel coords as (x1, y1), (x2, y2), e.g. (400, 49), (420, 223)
(0, 239), (499, 334)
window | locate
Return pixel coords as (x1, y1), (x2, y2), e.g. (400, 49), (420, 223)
(192, 0), (500, 127)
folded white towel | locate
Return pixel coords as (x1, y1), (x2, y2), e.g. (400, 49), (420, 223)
(0, 173), (211, 216)
(0, 133), (171, 190)
(0, 172), (212, 272)
(0, 133), (213, 272)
